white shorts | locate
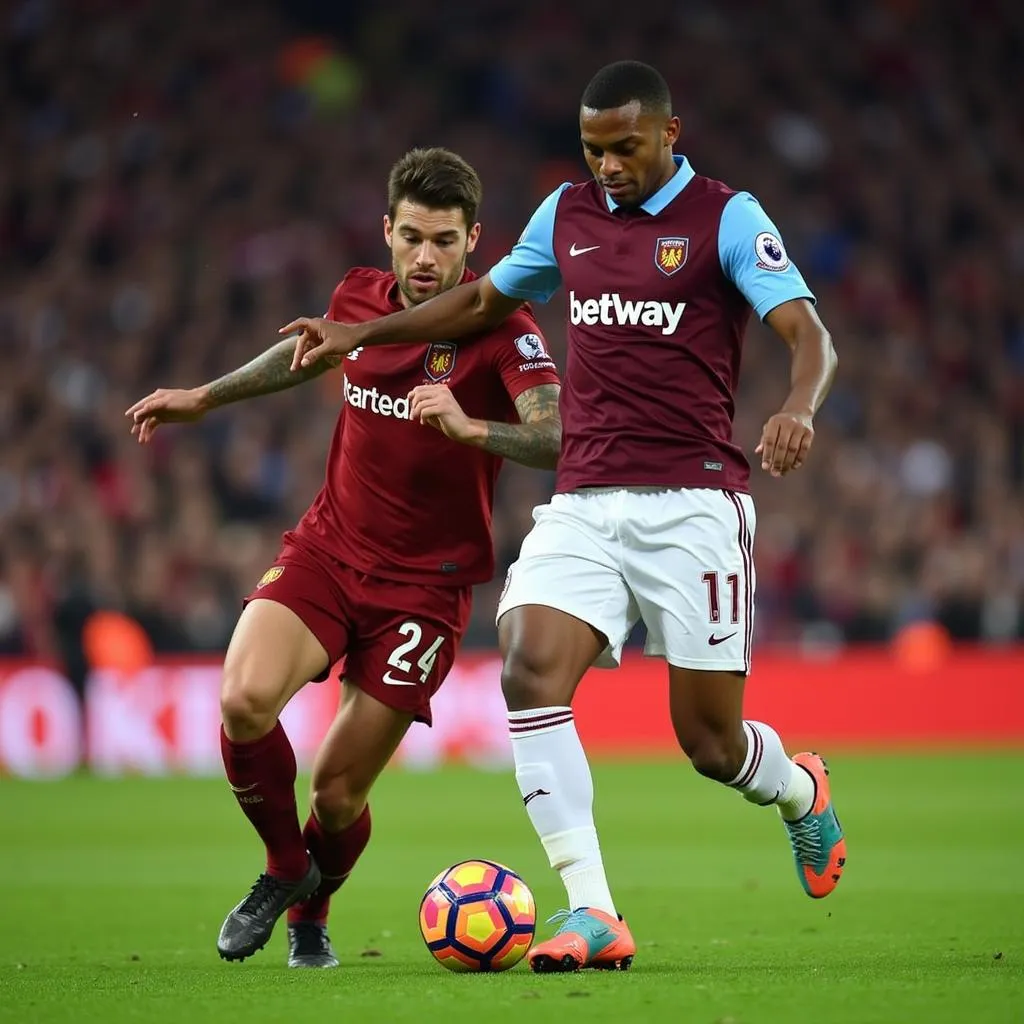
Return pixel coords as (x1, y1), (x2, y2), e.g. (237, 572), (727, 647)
(496, 487), (756, 671)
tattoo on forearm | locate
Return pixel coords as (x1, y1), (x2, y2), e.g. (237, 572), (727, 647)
(482, 384), (561, 469)
(206, 338), (340, 408)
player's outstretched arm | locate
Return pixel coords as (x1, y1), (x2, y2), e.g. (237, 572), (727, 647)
(125, 336), (339, 444)
(284, 276), (523, 370)
(408, 383), (561, 470)
(756, 299), (838, 477)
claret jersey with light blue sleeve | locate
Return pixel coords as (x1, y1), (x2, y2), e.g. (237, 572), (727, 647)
(488, 156), (814, 493)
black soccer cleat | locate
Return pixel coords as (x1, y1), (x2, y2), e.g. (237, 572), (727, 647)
(217, 859), (321, 962)
(287, 922), (339, 968)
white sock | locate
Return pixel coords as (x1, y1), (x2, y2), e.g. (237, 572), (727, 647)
(508, 707), (617, 916)
(729, 721), (814, 821)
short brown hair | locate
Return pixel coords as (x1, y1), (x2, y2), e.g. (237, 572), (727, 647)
(387, 148), (482, 229)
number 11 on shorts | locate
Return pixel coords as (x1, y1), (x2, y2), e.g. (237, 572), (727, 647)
(702, 571), (739, 624)
(382, 620), (445, 686)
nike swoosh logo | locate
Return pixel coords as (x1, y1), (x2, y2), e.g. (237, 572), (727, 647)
(708, 632), (738, 646)
(229, 783), (259, 793)
(381, 671), (417, 686)
(523, 788), (551, 806)
(569, 243), (600, 256)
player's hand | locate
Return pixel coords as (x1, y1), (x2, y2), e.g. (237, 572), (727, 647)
(125, 388), (209, 444)
(408, 385), (485, 445)
(755, 410), (814, 477)
(280, 316), (360, 370)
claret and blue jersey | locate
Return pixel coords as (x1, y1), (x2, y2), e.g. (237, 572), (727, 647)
(489, 155), (815, 494)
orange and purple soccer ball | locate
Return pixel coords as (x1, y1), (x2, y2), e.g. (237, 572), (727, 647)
(418, 859), (536, 972)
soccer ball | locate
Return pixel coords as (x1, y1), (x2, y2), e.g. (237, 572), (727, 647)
(418, 859), (536, 972)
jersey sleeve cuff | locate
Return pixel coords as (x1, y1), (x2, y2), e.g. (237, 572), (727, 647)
(755, 290), (816, 322)
(489, 267), (557, 304)
(503, 368), (560, 402)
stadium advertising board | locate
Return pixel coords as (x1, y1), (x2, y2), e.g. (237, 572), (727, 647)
(1, 649), (1022, 778)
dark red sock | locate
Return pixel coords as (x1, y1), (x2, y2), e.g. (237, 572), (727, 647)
(220, 722), (309, 880)
(288, 805), (372, 924)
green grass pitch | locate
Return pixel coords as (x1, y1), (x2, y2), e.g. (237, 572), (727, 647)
(1, 753), (1021, 1023)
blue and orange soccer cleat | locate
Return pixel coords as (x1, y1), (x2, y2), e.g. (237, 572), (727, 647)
(783, 752), (846, 898)
(527, 907), (636, 972)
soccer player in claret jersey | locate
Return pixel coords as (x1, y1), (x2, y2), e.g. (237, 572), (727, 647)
(284, 62), (844, 972)
(126, 148), (561, 968)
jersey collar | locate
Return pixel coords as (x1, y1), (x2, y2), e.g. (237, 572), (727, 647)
(604, 154), (694, 215)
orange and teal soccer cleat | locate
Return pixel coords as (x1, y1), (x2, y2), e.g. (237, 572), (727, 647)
(527, 907), (636, 972)
(784, 752), (846, 898)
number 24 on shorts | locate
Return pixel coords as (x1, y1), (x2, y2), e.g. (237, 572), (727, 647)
(382, 621), (445, 686)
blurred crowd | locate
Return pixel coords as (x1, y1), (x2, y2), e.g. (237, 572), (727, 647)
(1, 0), (1022, 685)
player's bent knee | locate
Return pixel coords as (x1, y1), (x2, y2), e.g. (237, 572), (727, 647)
(310, 774), (366, 832)
(220, 670), (281, 741)
(500, 646), (564, 711)
(678, 729), (746, 783)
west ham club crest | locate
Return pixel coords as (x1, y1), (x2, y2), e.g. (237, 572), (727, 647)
(655, 236), (689, 277)
(424, 342), (457, 382)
